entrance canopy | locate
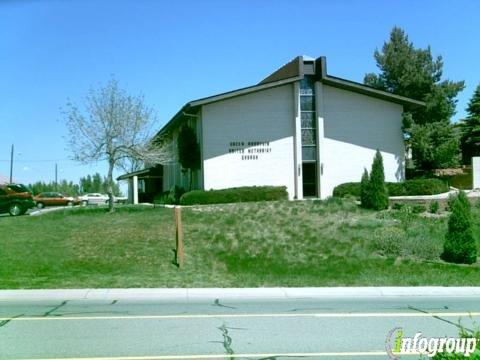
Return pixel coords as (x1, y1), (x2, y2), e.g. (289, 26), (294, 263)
(117, 165), (163, 204)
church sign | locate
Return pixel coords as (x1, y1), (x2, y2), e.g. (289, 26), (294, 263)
(228, 141), (272, 160)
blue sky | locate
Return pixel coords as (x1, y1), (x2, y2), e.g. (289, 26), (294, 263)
(1, 0), (479, 189)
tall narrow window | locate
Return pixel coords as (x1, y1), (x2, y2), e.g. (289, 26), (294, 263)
(300, 76), (317, 196)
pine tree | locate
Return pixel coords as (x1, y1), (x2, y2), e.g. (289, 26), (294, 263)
(409, 122), (461, 169)
(460, 84), (480, 164)
(368, 150), (389, 210)
(360, 168), (370, 209)
(441, 191), (477, 264)
(364, 27), (464, 170)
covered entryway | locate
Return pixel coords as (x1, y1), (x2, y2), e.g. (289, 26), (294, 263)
(117, 165), (163, 204)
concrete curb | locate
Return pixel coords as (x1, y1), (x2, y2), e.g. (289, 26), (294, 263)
(1, 287), (480, 301)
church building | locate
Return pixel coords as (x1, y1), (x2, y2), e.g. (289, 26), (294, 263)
(118, 55), (424, 202)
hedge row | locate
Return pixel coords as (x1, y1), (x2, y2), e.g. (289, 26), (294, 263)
(333, 178), (449, 198)
(180, 186), (288, 205)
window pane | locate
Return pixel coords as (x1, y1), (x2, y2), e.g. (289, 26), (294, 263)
(7, 184), (29, 193)
(300, 87), (314, 96)
(300, 96), (315, 111)
(301, 112), (316, 128)
(302, 146), (317, 161)
(300, 77), (315, 95)
(301, 129), (316, 145)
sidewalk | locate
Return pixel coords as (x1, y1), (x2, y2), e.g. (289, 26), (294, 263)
(2, 287), (480, 301)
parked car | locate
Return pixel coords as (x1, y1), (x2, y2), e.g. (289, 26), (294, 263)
(78, 193), (109, 205)
(33, 192), (80, 208)
(114, 195), (128, 204)
(0, 183), (36, 216)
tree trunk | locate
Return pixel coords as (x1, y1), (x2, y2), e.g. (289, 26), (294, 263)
(107, 160), (115, 213)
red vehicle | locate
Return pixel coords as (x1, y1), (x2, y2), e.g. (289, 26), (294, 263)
(33, 192), (80, 208)
(0, 184), (36, 216)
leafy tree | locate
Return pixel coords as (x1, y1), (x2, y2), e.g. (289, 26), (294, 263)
(79, 175), (93, 194)
(29, 181), (54, 195)
(29, 173), (121, 197)
(79, 172), (121, 195)
(177, 125), (201, 190)
(460, 84), (480, 164)
(63, 78), (173, 211)
(441, 191), (477, 264)
(92, 173), (102, 193)
(364, 27), (464, 170)
(28, 180), (80, 196)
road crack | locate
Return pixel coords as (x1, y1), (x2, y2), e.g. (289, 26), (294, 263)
(43, 300), (68, 317)
(218, 323), (234, 358)
(408, 305), (474, 332)
(213, 298), (236, 309)
(0, 314), (24, 329)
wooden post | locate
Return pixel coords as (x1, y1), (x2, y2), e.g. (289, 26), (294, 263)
(175, 207), (184, 267)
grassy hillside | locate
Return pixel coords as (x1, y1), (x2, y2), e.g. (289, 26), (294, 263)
(0, 199), (479, 288)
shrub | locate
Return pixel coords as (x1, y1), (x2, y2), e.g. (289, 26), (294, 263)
(392, 203), (404, 210)
(372, 226), (405, 257)
(332, 182), (361, 198)
(153, 191), (170, 204)
(372, 223), (444, 260)
(360, 169), (371, 209)
(333, 178), (449, 198)
(154, 185), (185, 205)
(441, 191), (477, 264)
(429, 201), (439, 214)
(446, 193), (457, 211)
(412, 204), (426, 214)
(402, 178), (448, 196)
(180, 186), (288, 205)
(385, 182), (407, 196)
(361, 150), (389, 210)
(369, 150), (389, 210)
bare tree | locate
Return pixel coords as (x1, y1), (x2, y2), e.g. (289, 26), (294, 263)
(63, 78), (174, 211)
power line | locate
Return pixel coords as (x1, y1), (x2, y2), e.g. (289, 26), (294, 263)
(0, 158), (74, 163)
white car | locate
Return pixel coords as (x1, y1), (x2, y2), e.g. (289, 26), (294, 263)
(113, 196), (128, 204)
(78, 193), (109, 205)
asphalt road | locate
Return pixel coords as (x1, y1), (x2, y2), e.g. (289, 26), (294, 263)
(1, 296), (480, 360)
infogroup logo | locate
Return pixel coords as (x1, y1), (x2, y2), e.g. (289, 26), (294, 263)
(385, 327), (477, 359)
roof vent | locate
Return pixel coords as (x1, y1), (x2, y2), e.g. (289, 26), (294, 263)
(303, 60), (315, 75)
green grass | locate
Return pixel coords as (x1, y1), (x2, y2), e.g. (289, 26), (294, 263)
(0, 200), (479, 288)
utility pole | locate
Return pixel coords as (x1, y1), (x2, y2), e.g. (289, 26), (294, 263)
(55, 163), (58, 191)
(9, 144), (13, 184)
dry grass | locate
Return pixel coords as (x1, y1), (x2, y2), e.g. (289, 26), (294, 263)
(0, 199), (479, 288)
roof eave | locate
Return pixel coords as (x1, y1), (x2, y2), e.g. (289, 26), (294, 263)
(189, 75), (302, 107)
(117, 167), (153, 181)
(152, 76), (302, 140)
(320, 75), (425, 108)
